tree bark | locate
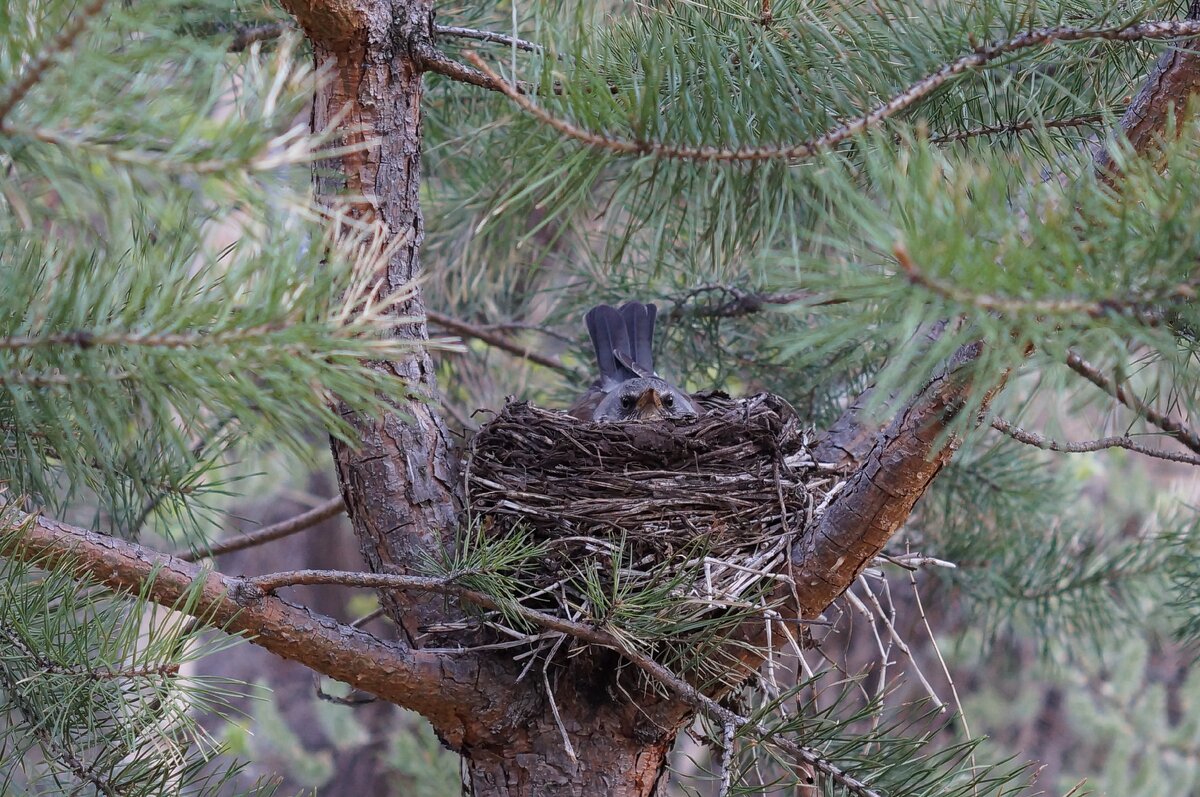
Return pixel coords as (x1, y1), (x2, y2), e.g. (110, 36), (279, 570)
(461, 691), (683, 797)
(296, 0), (464, 648)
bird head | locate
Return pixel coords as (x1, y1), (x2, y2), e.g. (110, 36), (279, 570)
(593, 377), (698, 422)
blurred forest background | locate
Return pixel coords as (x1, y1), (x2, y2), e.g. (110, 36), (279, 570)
(5, 0), (1200, 793)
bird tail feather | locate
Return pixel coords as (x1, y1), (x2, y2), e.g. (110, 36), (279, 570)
(585, 304), (634, 385)
(619, 301), (657, 376)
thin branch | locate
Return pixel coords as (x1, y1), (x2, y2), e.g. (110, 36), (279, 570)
(894, 243), (1197, 322)
(434, 25), (542, 54)
(416, 46), (535, 94)
(0, 666), (120, 797)
(718, 720), (736, 797)
(929, 112), (1106, 144)
(991, 415), (1200, 465)
(0, 622), (180, 682)
(176, 495), (346, 562)
(467, 20), (1200, 163)
(0, 370), (134, 386)
(1065, 350), (1200, 455)
(351, 606), (387, 628)
(426, 309), (573, 374)
(0, 0), (109, 128)
(245, 567), (882, 797)
(667, 285), (816, 321)
(132, 416), (235, 533)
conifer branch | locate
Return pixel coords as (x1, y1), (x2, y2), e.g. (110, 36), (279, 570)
(0, 325), (289, 351)
(417, 46), (534, 94)
(0, 506), (485, 732)
(426, 309), (573, 374)
(0, 0), (109, 128)
(467, 20), (1200, 163)
(0, 624), (180, 680)
(929, 113), (1106, 143)
(1095, 0), (1200, 174)
(1065, 350), (1200, 455)
(434, 25), (543, 54)
(667, 285), (815, 320)
(0, 369), (135, 386)
(176, 495), (346, 562)
(0, 672), (121, 797)
(894, 243), (1199, 322)
(990, 416), (1200, 465)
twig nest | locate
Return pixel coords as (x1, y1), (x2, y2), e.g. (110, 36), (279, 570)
(465, 393), (845, 632)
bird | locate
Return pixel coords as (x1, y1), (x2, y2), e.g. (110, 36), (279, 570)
(568, 301), (700, 422)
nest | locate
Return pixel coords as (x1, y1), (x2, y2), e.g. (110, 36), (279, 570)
(463, 392), (847, 660)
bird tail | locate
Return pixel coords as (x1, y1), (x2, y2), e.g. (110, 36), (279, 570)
(584, 304), (634, 386)
(618, 301), (657, 376)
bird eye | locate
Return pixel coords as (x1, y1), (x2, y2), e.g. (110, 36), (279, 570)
(620, 394), (635, 409)
(662, 394), (674, 407)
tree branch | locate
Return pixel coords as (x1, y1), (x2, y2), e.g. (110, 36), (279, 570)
(229, 22), (291, 52)
(895, 243), (1198, 323)
(0, 0), (109, 128)
(667, 285), (815, 320)
(0, 506), (482, 738)
(1065, 350), (1200, 455)
(434, 25), (543, 54)
(467, 21), (1200, 163)
(793, 339), (1005, 617)
(990, 415), (1200, 465)
(929, 113), (1106, 144)
(426, 309), (573, 374)
(0, 671), (121, 797)
(1094, 1), (1200, 174)
(797, 1), (1200, 613)
(176, 495), (346, 562)
(415, 45), (537, 94)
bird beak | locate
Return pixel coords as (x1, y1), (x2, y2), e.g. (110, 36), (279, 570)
(634, 389), (664, 419)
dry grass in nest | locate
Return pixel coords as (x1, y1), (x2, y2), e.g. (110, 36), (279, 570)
(463, 391), (847, 661)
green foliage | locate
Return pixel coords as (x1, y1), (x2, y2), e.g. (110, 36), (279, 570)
(0, 0), (427, 793)
(672, 677), (1030, 796)
(420, 0), (1200, 793)
(4, 0), (1200, 792)
(0, 533), (266, 795)
(915, 441), (1175, 650)
(0, 0), (423, 539)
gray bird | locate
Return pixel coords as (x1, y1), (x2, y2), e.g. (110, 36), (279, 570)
(568, 301), (699, 422)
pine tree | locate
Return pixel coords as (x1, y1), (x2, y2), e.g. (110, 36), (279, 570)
(3, 0), (1200, 794)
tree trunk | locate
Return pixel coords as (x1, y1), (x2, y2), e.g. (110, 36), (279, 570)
(306, 6), (463, 648)
(461, 685), (685, 797)
(464, 740), (669, 797)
